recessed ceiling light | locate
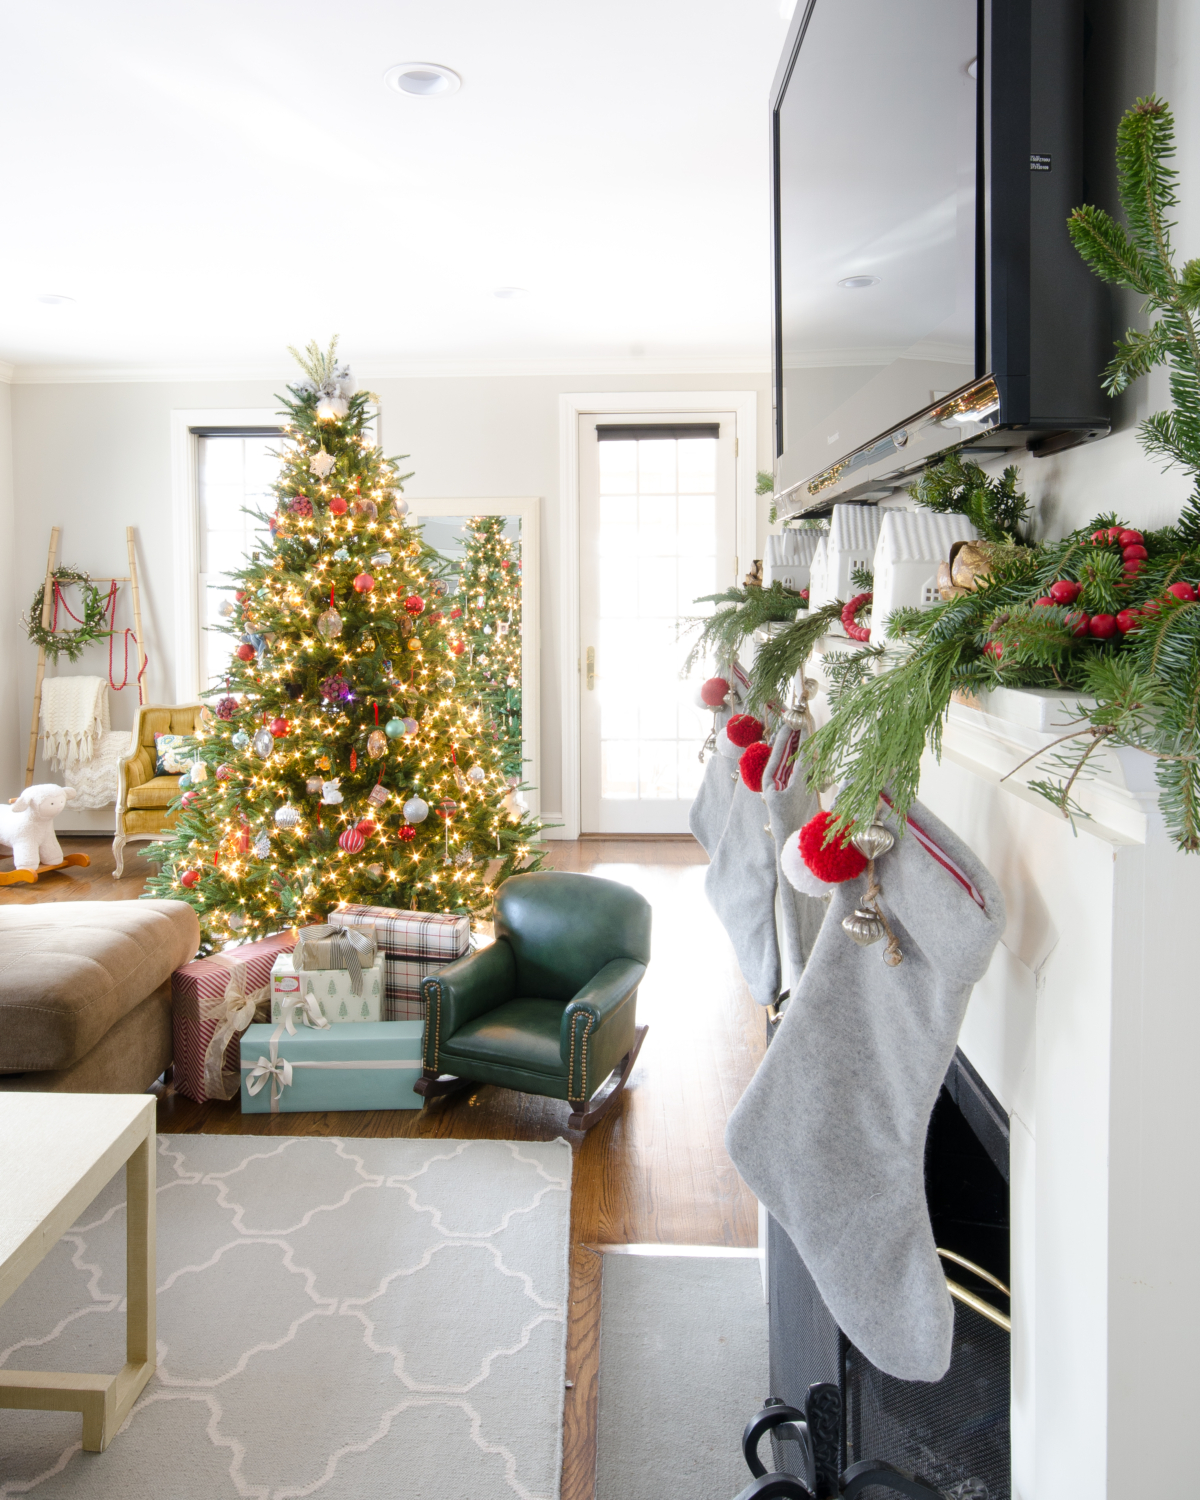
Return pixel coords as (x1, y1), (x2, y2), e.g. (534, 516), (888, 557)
(493, 286), (528, 300)
(38, 293), (75, 306)
(838, 276), (880, 290)
(384, 62), (461, 97)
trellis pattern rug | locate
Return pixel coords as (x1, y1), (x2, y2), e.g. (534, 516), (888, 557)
(0, 1134), (572, 1500)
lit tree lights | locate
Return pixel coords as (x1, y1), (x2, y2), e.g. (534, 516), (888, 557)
(142, 339), (546, 945)
(452, 515), (524, 780)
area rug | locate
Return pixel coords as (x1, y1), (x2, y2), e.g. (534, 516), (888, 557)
(595, 1251), (768, 1500)
(0, 1135), (572, 1500)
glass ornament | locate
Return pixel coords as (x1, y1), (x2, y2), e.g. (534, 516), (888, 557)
(353, 572), (375, 593)
(333, 548), (350, 561)
(385, 717), (404, 739)
(430, 579), (449, 598)
(467, 765), (486, 784)
(317, 606), (343, 640)
(232, 731), (250, 749)
(370, 551), (392, 567)
(360, 636), (375, 652)
(216, 764), (232, 781)
(338, 827), (366, 853)
(352, 499), (378, 520)
(179, 773), (192, 790)
(406, 638), (422, 653)
(275, 804), (301, 828)
(227, 913), (246, 930)
(367, 729), (388, 760)
(367, 863), (385, 879)
(252, 728), (274, 759)
(398, 825), (416, 842)
(402, 717), (419, 735)
(218, 599), (234, 618)
(436, 671), (455, 691)
(403, 796), (429, 824)
(306, 777), (323, 794)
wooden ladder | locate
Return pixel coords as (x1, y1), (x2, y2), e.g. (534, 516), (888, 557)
(25, 526), (148, 788)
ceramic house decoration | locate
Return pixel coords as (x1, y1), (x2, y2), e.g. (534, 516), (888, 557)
(869, 510), (979, 645)
(764, 529), (824, 592)
(807, 504), (884, 613)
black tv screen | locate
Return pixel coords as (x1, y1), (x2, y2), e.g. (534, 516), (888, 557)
(772, 0), (1109, 514)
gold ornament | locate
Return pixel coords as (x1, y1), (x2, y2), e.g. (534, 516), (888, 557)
(842, 906), (887, 946)
(407, 638), (422, 652)
(317, 755), (331, 771)
(361, 636), (376, 652)
(367, 729), (387, 760)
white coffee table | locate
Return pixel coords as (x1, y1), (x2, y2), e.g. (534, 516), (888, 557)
(0, 1093), (156, 1451)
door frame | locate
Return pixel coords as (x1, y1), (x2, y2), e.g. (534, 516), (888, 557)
(558, 390), (758, 841)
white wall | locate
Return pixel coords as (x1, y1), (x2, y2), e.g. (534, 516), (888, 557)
(0, 377), (17, 795)
(9, 370), (772, 822)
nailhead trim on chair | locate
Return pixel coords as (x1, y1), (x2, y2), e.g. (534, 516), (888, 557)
(423, 977), (442, 1070)
(567, 1011), (594, 1104)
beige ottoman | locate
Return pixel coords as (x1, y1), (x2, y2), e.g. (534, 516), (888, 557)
(0, 901), (200, 1093)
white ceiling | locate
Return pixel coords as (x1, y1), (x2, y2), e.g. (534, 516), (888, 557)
(0, 1), (791, 378)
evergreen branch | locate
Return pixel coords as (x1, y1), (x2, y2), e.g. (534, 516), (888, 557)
(1103, 321), (1177, 393)
(679, 582), (805, 676)
(744, 603), (842, 713)
(1066, 204), (1156, 296)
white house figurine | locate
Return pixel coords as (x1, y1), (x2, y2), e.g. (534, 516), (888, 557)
(764, 529), (824, 593)
(870, 509), (979, 645)
(807, 504), (884, 614)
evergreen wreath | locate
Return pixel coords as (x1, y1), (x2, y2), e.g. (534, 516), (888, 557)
(24, 569), (109, 662)
(743, 97), (1200, 854)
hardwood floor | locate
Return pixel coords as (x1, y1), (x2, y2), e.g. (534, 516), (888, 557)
(2, 833), (767, 1500)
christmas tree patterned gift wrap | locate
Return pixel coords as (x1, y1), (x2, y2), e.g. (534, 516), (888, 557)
(240, 1020), (424, 1113)
(171, 931), (297, 1103)
(270, 951), (382, 1025)
(329, 904), (470, 1021)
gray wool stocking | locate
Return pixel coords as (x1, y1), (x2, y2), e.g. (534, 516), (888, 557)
(725, 798), (1006, 1381)
(688, 722), (741, 857)
(703, 762), (781, 1007)
(761, 725), (826, 992)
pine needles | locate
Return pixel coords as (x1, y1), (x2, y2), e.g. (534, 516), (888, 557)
(680, 582), (806, 676)
(909, 452), (1032, 543)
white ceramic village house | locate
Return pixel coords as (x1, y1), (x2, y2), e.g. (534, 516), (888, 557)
(869, 508), (979, 645)
(806, 503), (884, 613)
(764, 528), (824, 593)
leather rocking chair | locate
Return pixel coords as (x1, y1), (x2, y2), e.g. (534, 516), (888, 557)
(416, 871), (651, 1130)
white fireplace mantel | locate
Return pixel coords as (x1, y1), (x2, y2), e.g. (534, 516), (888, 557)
(803, 676), (1200, 1500)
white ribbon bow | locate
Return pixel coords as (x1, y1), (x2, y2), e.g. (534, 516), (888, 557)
(280, 989), (331, 1035)
(201, 959), (271, 1103)
(244, 1024), (293, 1109)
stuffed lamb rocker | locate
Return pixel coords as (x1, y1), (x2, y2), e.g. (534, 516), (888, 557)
(0, 783), (79, 872)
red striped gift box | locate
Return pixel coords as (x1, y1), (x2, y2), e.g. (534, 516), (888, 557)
(171, 931), (297, 1102)
(328, 905), (470, 1021)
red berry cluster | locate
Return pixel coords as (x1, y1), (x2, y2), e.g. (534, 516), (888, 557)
(1089, 525), (1147, 580)
(1030, 525), (1152, 640)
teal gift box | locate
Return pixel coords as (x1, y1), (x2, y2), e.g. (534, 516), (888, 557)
(239, 1020), (424, 1113)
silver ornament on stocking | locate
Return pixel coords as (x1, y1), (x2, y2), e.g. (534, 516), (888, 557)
(850, 822), (895, 861)
(842, 906), (887, 946)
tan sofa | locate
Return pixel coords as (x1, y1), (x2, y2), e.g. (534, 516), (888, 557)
(0, 901), (200, 1092)
(113, 703), (203, 877)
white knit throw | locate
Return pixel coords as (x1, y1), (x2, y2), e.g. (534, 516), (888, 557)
(64, 728), (133, 808)
(40, 676), (110, 771)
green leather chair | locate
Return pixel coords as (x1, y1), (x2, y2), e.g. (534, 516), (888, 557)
(416, 871), (652, 1130)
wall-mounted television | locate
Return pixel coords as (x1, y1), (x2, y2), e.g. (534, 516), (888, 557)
(771, 0), (1110, 516)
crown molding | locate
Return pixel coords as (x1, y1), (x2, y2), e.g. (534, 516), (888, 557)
(6, 352), (769, 385)
(0, 361), (14, 384)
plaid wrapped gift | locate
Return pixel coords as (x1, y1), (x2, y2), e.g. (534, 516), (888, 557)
(171, 931), (297, 1103)
(329, 905), (470, 1021)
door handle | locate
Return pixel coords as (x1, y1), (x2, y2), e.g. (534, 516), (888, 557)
(586, 647), (595, 690)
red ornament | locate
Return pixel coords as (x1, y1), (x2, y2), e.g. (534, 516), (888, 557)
(739, 740), (773, 792)
(726, 713), (765, 748)
(798, 811), (868, 884)
(180, 870), (201, 888)
(841, 592), (873, 642)
(356, 819), (376, 836)
(1065, 610), (1091, 637)
(1049, 579), (1082, 605)
(181, 790), (199, 806)
(269, 717), (289, 738)
(290, 496), (313, 518)
(329, 495), (348, 515)
(350, 749), (357, 772)
(700, 676), (730, 708)
(1166, 581), (1197, 602)
(354, 572), (375, 593)
(428, 611), (444, 624)
(1089, 613), (1118, 639)
(452, 641), (466, 656)
(404, 595), (426, 616)
(398, 825), (416, 842)
(236, 643), (255, 662)
(1116, 608), (1142, 634)
(450, 607), (463, 620)
(235, 591), (247, 603)
(338, 827), (366, 853)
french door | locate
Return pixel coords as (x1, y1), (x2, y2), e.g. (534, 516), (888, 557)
(579, 414), (737, 833)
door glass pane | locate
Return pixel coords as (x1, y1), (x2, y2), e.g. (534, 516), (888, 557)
(596, 433), (718, 802)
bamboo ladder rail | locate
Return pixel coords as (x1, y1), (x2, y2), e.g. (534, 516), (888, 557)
(24, 527), (148, 789)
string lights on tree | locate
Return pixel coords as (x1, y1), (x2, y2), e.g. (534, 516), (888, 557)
(142, 338), (546, 945)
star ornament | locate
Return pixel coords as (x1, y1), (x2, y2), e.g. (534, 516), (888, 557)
(310, 449), (336, 478)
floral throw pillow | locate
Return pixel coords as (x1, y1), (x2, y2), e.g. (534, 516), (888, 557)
(154, 734), (191, 776)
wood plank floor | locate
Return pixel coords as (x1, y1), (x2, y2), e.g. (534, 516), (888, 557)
(2, 834), (767, 1500)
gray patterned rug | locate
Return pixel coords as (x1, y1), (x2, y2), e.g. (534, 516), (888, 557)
(0, 1134), (572, 1500)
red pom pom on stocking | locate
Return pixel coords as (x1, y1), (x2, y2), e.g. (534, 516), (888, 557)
(798, 810), (868, 883)
(726, 713), (765, 748)
(739, 740), (773, 792)
(700, 676), (730, 708)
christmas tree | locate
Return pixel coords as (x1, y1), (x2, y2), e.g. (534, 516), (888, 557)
(450, 515), (524, 780)
(142, 339), (545, 945)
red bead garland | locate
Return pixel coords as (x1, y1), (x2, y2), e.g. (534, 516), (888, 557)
(841, 592), (873, 642)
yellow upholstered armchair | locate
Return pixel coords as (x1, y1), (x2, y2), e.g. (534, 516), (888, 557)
(113, 703), (203, 878)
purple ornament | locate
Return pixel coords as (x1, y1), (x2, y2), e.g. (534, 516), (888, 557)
(319, 674), (352, 703)
(216, 696), (238, 720)
(290, 496), (314, 518)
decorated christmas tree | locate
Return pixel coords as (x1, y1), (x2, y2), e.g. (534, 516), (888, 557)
(450, 515), (524, 780)
(142, 340), (544, 945)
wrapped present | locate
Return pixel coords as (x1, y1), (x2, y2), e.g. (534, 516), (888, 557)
(239, 1019), (424, 1113)
(329, 904), (471, 1021)
(292, 922), (377, 992)
(171, 931), (297, 1103)
(270, 952), (382, 1025)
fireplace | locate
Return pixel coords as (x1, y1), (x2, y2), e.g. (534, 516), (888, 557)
(763, 1048), (1011, 1499)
